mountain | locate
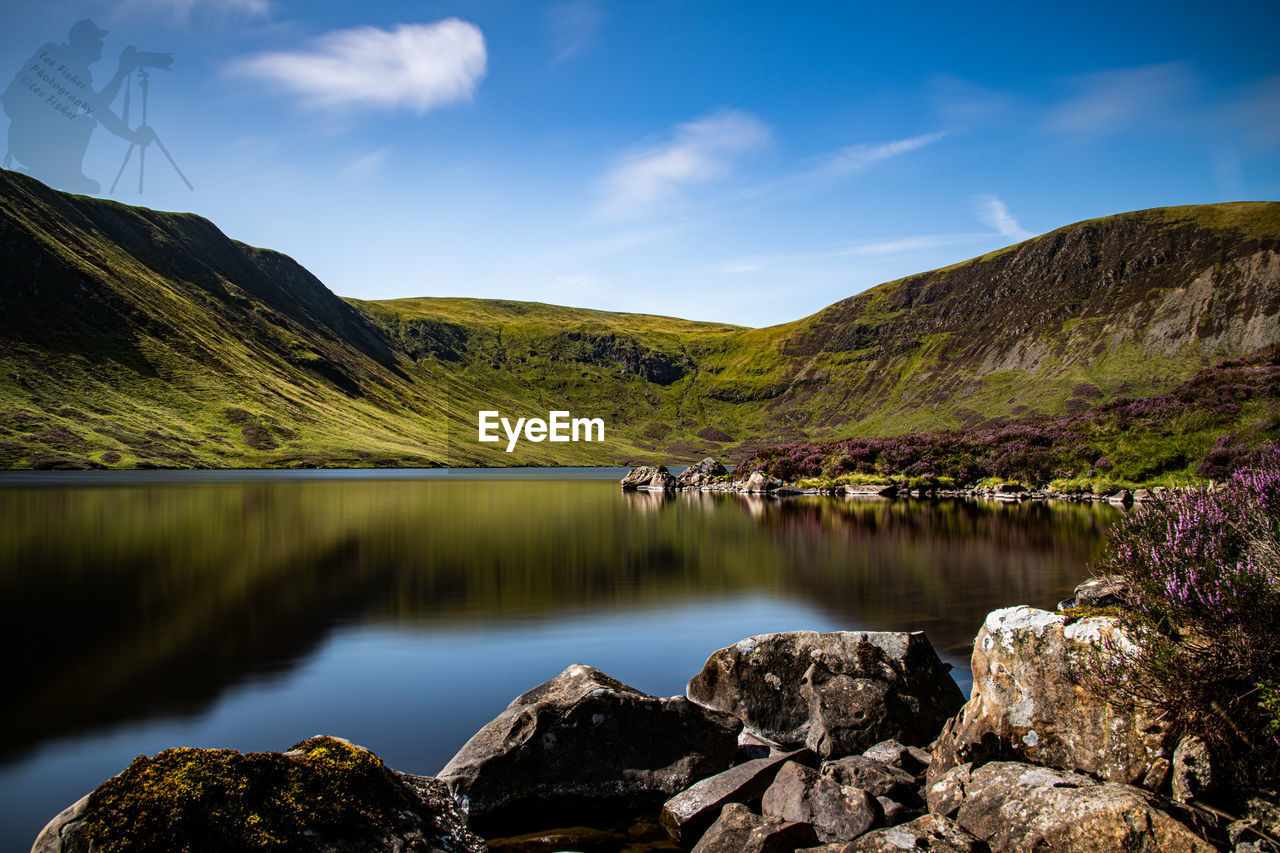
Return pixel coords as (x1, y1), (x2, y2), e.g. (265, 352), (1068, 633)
(1, 167), (1278, 469)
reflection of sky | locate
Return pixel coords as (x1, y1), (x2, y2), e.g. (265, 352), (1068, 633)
(0, 596), (879, 848)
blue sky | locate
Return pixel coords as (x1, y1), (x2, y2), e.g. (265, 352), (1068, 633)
(3, 0), (1278, 327)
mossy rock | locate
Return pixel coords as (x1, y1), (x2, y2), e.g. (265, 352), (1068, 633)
(31, 736), (485, 853)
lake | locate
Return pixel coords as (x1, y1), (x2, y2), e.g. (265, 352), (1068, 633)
(0, 468), (1119, 849)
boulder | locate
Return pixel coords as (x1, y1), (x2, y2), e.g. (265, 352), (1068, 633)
(929, 606), (1170, 787)
(1108, 489), (1134, 504)
(860, 740), (931, 778)
(688, 631), (963, 759)
(621, 465), (678, 491)
(827, 813), (985, 852)
(1056, 575), (1129, 610)
(822, 756), (919, 803)
(762, 761), (881, 843)
(438, 664), (740, 825)
(677, 457), (728, 488)
(31, 736), (484, 853)
(951, 761), (1214, 852)
(744, 471), (779, 492)
(842, 484), (898, 498)
(661, 749), (819, 844)
(692, 802), (819, 853)
(925, 763), (972, 819)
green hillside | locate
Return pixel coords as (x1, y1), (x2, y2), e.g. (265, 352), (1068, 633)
(1, 166), (1278, 469)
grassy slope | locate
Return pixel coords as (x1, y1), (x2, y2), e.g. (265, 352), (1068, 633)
(1, 166), (1277, 469)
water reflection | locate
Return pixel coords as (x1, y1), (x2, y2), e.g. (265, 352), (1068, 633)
(0, 477), (1117, 772)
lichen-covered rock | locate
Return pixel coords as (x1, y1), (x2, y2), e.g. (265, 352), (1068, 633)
(621, 465), (678, 491)
(926, 763), (973, 818)
(688, 631), (963, 759)
(952, 761), (1214, 852)
(661, 749), (818, 844)
(929, 606), (1170, 787)
(677, 457), (728, 488)
(692, 802), (818, 853)
(831, 813), (985, 852)
(1172, 735), (1214, 805)
(439, 664), (740, 825)
(762, 761), (881, 843)
(30, 736), (485, 853)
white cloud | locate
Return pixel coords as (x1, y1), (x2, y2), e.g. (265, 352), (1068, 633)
(1044, 63), (1194, 135)
(548, 0), (602, 65)
(228, 20), (486, 113)
(975, 194), (1033, 241)
(815, 132), (946, 178)
(600, 109), (770, 218)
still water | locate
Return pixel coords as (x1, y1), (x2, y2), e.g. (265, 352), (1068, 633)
(0, 468), (1119, 848)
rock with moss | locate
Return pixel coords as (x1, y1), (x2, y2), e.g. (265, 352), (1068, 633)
(928, 606), (1171, 788)
(687, 631), (964, 760)
(438, 664), (741, 829)
(30, 735), (484, 853)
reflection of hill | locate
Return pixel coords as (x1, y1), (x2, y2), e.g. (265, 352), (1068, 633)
(0, 478), (1118, 762)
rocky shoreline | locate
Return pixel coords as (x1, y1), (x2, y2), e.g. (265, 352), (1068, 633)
(31, 471), (1274, 852)
(621, 458), (1161, 505)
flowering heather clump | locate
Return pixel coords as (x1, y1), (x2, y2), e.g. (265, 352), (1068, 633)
(1090, 442), (1280, 785)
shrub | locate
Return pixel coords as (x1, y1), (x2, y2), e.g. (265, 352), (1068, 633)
(1089, 442), (1280, 789)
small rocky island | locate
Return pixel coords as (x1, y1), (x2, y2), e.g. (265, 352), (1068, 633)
(31, 460), (1278, 852)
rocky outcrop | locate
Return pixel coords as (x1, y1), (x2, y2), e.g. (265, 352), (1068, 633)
(761, 761), (880, 843)
(676, 457), (729, 487)
(944, 761), (1215, 852)
(31, 736), (484, 853)
(688, 631), (964, 759)
(929, 606), (1170, 787)
(620, 465), (679, 490)
(691, 802), (819, 853)
(438, 664), (740, 825)
(661, 749), (818, 844)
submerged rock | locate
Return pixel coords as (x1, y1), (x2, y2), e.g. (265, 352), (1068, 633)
(949, 761), (1213, 852)
(687, 631), (963, 759)
(30, 736), (484, 853)
(929, 606), (1170, 787)
(438, 664), (740, 826)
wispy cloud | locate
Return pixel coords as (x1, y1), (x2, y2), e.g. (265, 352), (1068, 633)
(344, 147), (390, 178)
(814, 132), (946, 179)
(1044, 63), (1194, 135)
(116, 0), (271, 19)
(599, 109), (770, 218)
(228, 20), (486, 113)
(548, 0), (602, 65)
(975, 194), (1033, 241)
